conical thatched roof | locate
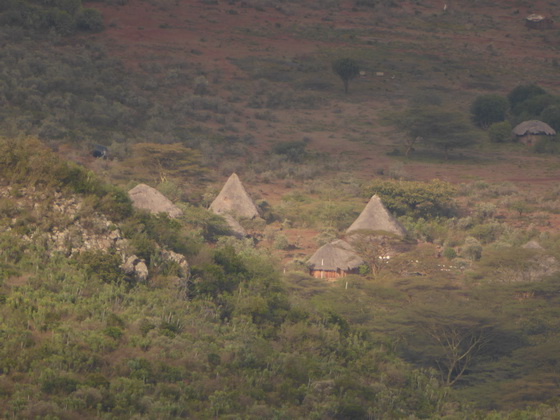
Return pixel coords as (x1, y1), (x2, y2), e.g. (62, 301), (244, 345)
(346, 195), (407, 237)
(209, 173), (260, 219)
(512, 120), (556, 136)
(522, 240), (544, 250)
(222, 214), (248, 239)
(128, 184), (182, 218)
(308, 239), (364, 272)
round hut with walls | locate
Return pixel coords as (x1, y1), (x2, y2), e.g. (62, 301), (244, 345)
(308, 239), (364, 279)
(525, 14), (554, 30)
(512, 120), (556, 146)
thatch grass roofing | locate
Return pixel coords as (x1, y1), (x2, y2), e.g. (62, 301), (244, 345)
(522, 240), (544, 250)
(209, 173), (260, 219)
(222, 214), (247, 239)
(512, 120), (556, 136)
(128, 184), (182, 218)
(308, 239), (364, 272)
(346, 195), (407, 237)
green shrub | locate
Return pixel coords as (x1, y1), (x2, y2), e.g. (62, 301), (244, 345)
(442, 247), (457, 259)
(76, 250), (126, 284)
(76, 8), (104, 32)
(362, 179), (457, 218)
(271, 140), (308, 163)
(469, 222), (504, 244)
(541, 105), (560, 131)
(45, 9), (75, 36)
(273, 234), (290, 250)
(121, 212), (201, 260)
(488, 121), (513, 143)
(41, 375), (79, 395)
(462, 237), (482, 261)
(533, 137), (560, 154)
(508, 84), (547, 114)
(103, 326), (123, 340)
(471, 94), (508, 128)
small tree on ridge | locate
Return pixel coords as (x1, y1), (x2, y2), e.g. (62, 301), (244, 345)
(332, 58), (360, 94)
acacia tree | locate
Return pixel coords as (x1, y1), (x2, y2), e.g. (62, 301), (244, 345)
(402, 305), (504, 387)
(470, 94), (508, 128)
(127, 142), (206, 182)
(332, 58), (360, 94)
(401, 106), (476, 159)
(349, 232), (403, 276)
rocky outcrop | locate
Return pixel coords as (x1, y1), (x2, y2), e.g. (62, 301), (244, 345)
(122, 256), (149, 283)
(160, 250), (190, 279)
(0, 186), (189, 284)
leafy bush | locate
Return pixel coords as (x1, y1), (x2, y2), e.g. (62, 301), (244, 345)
(362, 179), (457, 218)
(488, 121), (513, 143)
(461, 237), (482, 261)
(442, 247), (457, 259)
(514, 94), (560, 120)
(76, 250), (126, 284)
(0, 0), (103, 35)
(469, 222), (504, 244)
(121, 212), (201, 259)
(76, 8), (104, 32)
(540, 105), (560, 131)
(271, 140), (308, 163)
(508, 84), (547, 115)
(400, 105), (477, 159)
(471, 94), (508, 128)
(41, 375), (79, 395)
(533, 136), (560, 155)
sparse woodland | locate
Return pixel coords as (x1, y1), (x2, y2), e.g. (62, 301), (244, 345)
(2, 0), (560, 419)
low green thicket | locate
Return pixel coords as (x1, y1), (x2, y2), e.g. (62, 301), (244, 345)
(0, 137), (133, 220)
(3, 138), (560, 417)
(362, 179), (457, 219)
(0, 0), (103, 36)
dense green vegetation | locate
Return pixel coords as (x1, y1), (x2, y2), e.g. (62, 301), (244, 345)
(2, 0), (560, 417)
(0, 0), (103, 36)
(3, 136), (560, 418)
(0, 139), (452, 418)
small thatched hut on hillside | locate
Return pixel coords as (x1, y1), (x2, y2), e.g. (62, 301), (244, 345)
(209, 173), (260, 219)
(512, 120), (556, 146)
(308, 239), (364, 279)
(525, 14), (554, 30)
(346, 195), (407, 238)
(128, 184), (182, 218)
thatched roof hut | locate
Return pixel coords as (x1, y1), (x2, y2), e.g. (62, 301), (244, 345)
(128, 184), (182, 218)
(525, 14), (554, 30)
(346, 195), (407, 238)
(308, 239), (364, 279)
(512, 120), (556, 146)
(209, 173), (260, 219)
(222, 214), (248, 239)
(522, 240), (544, 250)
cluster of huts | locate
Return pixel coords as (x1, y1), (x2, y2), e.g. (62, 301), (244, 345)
(127, 173), (408, 280)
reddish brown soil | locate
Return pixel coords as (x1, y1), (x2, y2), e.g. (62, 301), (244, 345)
(84, 0), (560, 185)
(80, 0), (560, 249)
